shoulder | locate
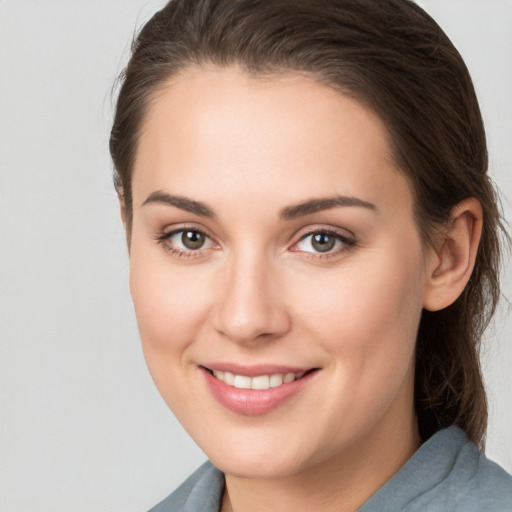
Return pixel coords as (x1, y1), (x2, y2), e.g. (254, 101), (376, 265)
(148, 461), (224, 512)
(433, 428), (512, 511)
(360, 426), (512, 511)
(452, 443), (512, 511)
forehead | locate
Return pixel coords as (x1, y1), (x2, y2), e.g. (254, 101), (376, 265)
(133, 66), (412, 215)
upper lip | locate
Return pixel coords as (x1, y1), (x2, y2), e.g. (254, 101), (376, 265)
(201, 362), (317, 377)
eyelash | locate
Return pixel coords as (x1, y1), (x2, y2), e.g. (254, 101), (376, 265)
(155, 227), (356, 260)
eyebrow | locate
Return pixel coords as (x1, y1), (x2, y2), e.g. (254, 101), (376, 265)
(279, 196), (377, 220)
(142, 190), (376, 220)
(142, 190), (216, 218)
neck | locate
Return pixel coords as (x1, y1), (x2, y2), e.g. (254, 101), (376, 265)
(222, 406), (420, 512)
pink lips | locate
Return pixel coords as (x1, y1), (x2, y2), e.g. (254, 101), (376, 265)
(201, 364), (318, 416)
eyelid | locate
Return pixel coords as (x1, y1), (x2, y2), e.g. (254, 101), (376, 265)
(157, 222), (217, 240)
(291, 224), (355, 244)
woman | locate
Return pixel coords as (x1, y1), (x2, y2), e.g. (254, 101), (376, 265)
(110, 0), (512, 510)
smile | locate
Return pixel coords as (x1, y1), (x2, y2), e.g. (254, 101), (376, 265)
(202, 365), (319, 415)
(211, 370), (306, 390)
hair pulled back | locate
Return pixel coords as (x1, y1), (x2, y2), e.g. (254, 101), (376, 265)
(110, 0), (506, 448)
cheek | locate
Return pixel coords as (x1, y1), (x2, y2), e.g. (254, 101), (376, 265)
(128, 246), (214, 364)
(292, 245), (425, 379)
(291, 251), (424, 443)
(128, 254), (219, 418)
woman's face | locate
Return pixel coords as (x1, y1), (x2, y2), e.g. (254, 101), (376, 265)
(129, 67), (430, 479)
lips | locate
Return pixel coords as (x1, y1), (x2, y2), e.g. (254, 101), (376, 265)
(201, 364), (318, 415)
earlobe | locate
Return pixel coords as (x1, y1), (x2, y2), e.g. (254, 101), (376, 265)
(423, 198), (483, 312)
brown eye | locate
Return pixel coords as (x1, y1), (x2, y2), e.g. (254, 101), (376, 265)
(158, 228), (216, 257)
(181, 230), (206, 250)
(293, 230), (354, 256)
(311, 233), (336, 253)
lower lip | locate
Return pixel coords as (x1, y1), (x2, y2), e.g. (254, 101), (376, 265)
(201, 368), (317, 416)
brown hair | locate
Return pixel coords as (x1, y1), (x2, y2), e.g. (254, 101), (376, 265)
(110, 0), (507, 448)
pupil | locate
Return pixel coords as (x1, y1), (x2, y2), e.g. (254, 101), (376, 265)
(182, 231), (205, 250)
(312, 233), (335, 253)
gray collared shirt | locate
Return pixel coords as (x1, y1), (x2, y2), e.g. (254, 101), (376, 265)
(148, 426), (512, 511)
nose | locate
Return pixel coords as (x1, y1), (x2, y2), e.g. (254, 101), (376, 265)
(212, 252), (291, 345)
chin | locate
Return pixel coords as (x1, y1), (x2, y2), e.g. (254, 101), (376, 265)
(203, 436), (315, 480)
(212, 455), (304, 480)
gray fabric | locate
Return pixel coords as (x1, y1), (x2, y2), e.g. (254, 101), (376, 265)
(358, 426), (512, 511)
(148, 426), (512, 511)
(148, 462), (224, 512)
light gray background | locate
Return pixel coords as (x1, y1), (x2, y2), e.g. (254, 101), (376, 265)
(0, 1), (510, 511)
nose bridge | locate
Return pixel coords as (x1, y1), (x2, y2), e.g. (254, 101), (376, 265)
(213, 245), (290, 344)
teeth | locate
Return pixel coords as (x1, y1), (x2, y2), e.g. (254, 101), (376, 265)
(269, 374), (283, 388)
(233, 375), (252, 389)
(251, 375), (270, 390)
(283, 372), (295, 383)
(212, 370), (305, 389)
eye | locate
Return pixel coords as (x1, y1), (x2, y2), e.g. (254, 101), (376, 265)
(157, 227), (216, 257)
(176, 230), (207, 250)
(293, 230), (354, 255)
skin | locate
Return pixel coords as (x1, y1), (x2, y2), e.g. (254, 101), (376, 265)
(126, 66), (482, 512)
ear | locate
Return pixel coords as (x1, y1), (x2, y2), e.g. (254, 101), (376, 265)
(423, 198), (483, 312)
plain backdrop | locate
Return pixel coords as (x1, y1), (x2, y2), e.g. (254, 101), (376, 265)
(0, 1), (511, 511)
